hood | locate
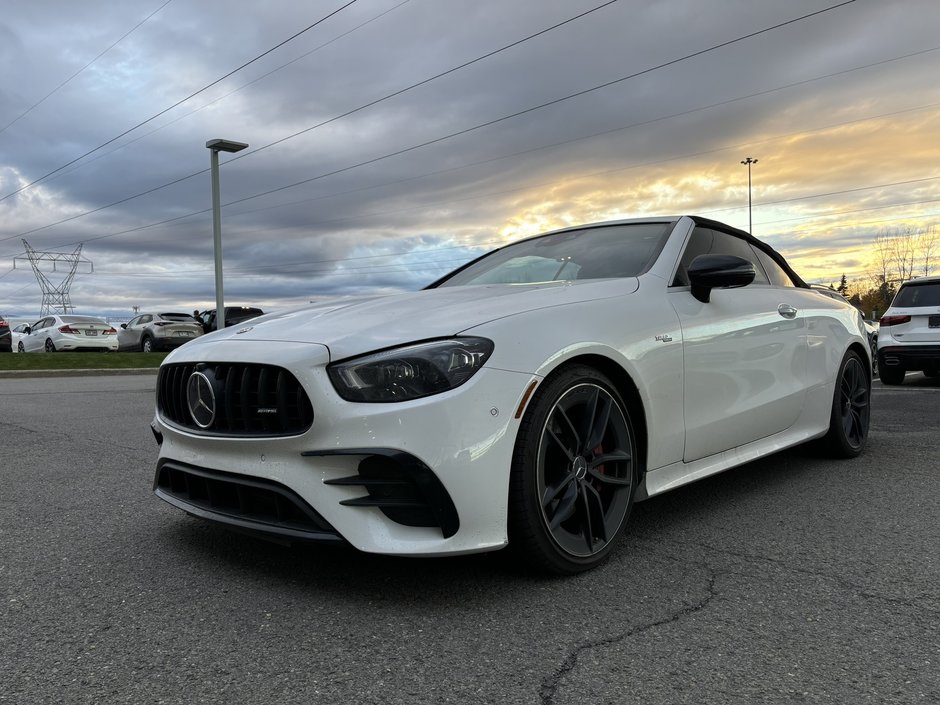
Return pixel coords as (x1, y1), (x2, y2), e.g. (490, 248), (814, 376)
(186, 278), (639, 360)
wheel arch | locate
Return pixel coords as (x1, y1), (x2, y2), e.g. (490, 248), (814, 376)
(847, 341), (872, 381)
(537, 353), (649, 482)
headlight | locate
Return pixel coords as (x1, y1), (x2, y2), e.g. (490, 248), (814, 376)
(328, 337), (494, 402)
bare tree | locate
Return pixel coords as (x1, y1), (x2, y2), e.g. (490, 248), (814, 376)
(917, 225), (938, 277)
(891, 226), (918, 281)
(871, 232), (893, 286)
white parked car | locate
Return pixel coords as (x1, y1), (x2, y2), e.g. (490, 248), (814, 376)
(10, 323), (30, 352)
(20, 315), (118, 352)
(877, 275), (940, 385)
(118, 312), (203, 352)
(151, 216), (872, 573)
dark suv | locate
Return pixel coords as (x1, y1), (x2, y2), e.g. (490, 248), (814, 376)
(877, 276), (940, 385)
(197, 306), (264, 333)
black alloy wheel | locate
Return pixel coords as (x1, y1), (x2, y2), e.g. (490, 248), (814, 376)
(819, 350), (870, 458)
(509, 365), (637, 574)
(17, 342), (25, 353)
(44, 338), (56, 353)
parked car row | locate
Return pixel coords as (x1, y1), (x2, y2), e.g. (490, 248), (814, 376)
(6, 306), (264, 353)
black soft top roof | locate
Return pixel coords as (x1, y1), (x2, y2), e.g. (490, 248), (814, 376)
(690, 216), (809, 289)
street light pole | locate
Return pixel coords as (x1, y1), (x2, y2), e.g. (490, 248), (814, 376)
(206, 138), (249, 331)
(740, 157), (758, 234)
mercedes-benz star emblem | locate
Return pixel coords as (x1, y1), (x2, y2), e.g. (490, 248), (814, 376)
(186, 371), (216, 429)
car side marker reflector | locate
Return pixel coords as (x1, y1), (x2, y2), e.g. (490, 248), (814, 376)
(515, 379), (540, 419)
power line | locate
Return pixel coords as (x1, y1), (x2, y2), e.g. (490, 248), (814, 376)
(35, 0), (413, 189)
(0, 0), (875, 262)
(9, 92), (940, 259)
(3, 0), (621, 242)
(755, 195), (940, 227)
(219, 0), (859, 210)
(12, 95), (936, 260)
(4, 0), (860, 250)
(0, 0), (361, 203)
(0, 0), (175, 137)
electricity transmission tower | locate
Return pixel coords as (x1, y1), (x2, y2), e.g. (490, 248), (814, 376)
(14, 240), (93, 316)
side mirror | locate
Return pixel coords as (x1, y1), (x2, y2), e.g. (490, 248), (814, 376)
(688, 254), (756, 303)
(120, 323), (127, 329)
(24, 326), (31, 335)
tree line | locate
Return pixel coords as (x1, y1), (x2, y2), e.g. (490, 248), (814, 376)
(827, 225), (937, 319)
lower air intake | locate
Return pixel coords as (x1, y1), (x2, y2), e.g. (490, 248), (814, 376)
(154, 461), (341, 543)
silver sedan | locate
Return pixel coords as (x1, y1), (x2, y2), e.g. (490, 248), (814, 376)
(118, 312), (203, 352)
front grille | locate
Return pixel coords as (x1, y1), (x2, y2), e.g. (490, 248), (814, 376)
(158, 362), (313, 436)
(154, 461), (341, 542)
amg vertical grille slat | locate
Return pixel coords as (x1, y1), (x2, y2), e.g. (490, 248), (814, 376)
(223, 366), (239, 431)
(157, 363), (313, 437)
(239, 366), (253, 432)
(276, 370), (290, 431)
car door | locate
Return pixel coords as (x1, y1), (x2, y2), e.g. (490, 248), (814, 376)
(23, 318), (52, 352)
(669, 228), (808, 462)
(119, 316), (139, 350)
(132, 315), (152, 349)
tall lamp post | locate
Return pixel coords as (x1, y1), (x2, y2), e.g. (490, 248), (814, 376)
(206, 138), (248, 330)
(740, 157), (758, 234)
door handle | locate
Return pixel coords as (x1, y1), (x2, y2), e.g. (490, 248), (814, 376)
(777, 303), (798, 319)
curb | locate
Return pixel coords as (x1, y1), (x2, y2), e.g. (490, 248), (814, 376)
(0, 368), (159, 379)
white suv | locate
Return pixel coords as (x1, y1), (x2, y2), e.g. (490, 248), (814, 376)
(877, 275), (940, 385)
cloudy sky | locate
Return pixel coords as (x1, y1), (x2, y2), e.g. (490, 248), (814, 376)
(2, 0), (940, 320)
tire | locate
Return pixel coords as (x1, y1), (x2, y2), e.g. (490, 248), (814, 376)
(818, 350), (870, 458)
(141, 336), (154, 353)
(879, 364), (905, 386)
(923, 369), (939, 379)
(44, 338), (56, 353)
(508, 365), (638, 574)
(17, 342), (25, 353)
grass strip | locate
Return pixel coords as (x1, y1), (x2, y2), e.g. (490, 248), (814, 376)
(0, 352), (167, 371)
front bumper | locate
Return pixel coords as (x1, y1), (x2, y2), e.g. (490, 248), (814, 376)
(153, 340), (538, 556)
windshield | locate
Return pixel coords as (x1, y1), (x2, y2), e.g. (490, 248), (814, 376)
(433, 222), (673, 288)
(62, 316), (107, 324)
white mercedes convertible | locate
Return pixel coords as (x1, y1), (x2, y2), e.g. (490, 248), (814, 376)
(151, 216), (871, 573)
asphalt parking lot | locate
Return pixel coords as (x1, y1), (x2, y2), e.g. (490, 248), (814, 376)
(2, 373), (938, 704)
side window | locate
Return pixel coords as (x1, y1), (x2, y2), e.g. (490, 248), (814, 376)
(755, 249), (796, 288)
(710, 231), (769, 285)
(672, 228), (769, 286)
(672, 228), (714, 286)
(139, 315), (152, 325)
(127, 316), (140, 327)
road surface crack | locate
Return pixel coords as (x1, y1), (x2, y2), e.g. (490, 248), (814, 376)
(539, 565), (719, 705)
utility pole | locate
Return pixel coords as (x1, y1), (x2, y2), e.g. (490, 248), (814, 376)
(740, 157), (758, 234)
